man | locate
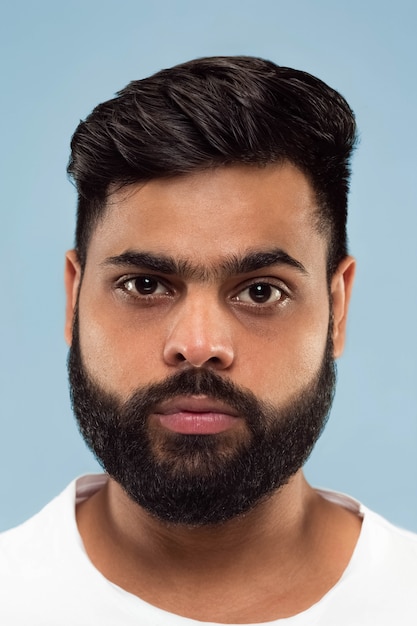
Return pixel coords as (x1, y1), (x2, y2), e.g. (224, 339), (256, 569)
(1, 56), (416, 624)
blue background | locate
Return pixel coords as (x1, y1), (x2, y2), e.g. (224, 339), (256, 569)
(1, 0), (416, 532)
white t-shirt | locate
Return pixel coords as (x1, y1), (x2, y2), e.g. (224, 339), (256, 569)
(1, 474), (417, 625)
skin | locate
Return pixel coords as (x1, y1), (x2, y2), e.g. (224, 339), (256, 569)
(65, 163), (358, 623)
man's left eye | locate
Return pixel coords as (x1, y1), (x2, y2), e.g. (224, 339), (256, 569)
(234, 283), (284, 305)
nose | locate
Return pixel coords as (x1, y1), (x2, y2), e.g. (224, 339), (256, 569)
(163, 292), (235, 370)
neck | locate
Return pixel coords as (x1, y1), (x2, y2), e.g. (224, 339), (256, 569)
(76, 472), (362, 622)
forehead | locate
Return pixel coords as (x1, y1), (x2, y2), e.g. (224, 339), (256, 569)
(87, 163), (326, 271)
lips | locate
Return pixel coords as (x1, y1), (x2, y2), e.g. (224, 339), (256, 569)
(153, 396), (241, 435)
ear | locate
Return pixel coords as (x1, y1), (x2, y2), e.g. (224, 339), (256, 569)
(330, 256), (356, 359)
(64, 250), (82, 346)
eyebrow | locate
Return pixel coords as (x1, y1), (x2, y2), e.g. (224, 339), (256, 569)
(102, 248), (308, 280)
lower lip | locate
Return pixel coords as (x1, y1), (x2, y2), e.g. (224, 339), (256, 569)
(157, 412), (240, 435)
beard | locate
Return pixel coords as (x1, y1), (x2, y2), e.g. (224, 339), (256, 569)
(68, 315), (336, 526)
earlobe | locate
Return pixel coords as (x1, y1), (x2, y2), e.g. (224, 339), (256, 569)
(64, 250), (82, 346)
(331, 256), (356, 359)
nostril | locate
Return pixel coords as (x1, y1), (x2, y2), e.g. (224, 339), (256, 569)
(163, 338), (234, 369)
(173, 353), (221, 367)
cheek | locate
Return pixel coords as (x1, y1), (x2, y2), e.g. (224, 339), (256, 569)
(77, 301), (163, 396)
(237, 311), (330, 402)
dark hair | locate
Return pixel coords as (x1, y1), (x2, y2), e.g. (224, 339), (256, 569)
(67, 56), (357, 274)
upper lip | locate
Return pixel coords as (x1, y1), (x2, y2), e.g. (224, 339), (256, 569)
(154, 395), (239, 417)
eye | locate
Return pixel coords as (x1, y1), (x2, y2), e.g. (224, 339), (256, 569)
(234, 282), (285, 305)
(122, 276), (170, 297)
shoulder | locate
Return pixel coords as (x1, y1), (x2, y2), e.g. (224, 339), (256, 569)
(0, 478), (78, 574)
(313, 489), (417, 623)
(0, 475), (107, 571)
(360, 505), (417, 569)
(0, 475), (111, 624)
(317, 488), (417, 583)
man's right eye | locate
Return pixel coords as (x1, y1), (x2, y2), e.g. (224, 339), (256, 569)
(122, 276), (170, 296)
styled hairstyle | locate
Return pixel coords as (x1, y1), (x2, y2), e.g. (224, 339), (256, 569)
(68, 56), (357, 274)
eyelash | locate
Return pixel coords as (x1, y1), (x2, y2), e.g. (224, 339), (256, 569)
(115, 275), (290, 310)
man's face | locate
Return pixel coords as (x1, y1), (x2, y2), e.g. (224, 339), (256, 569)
(65, 163), (354, 525)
